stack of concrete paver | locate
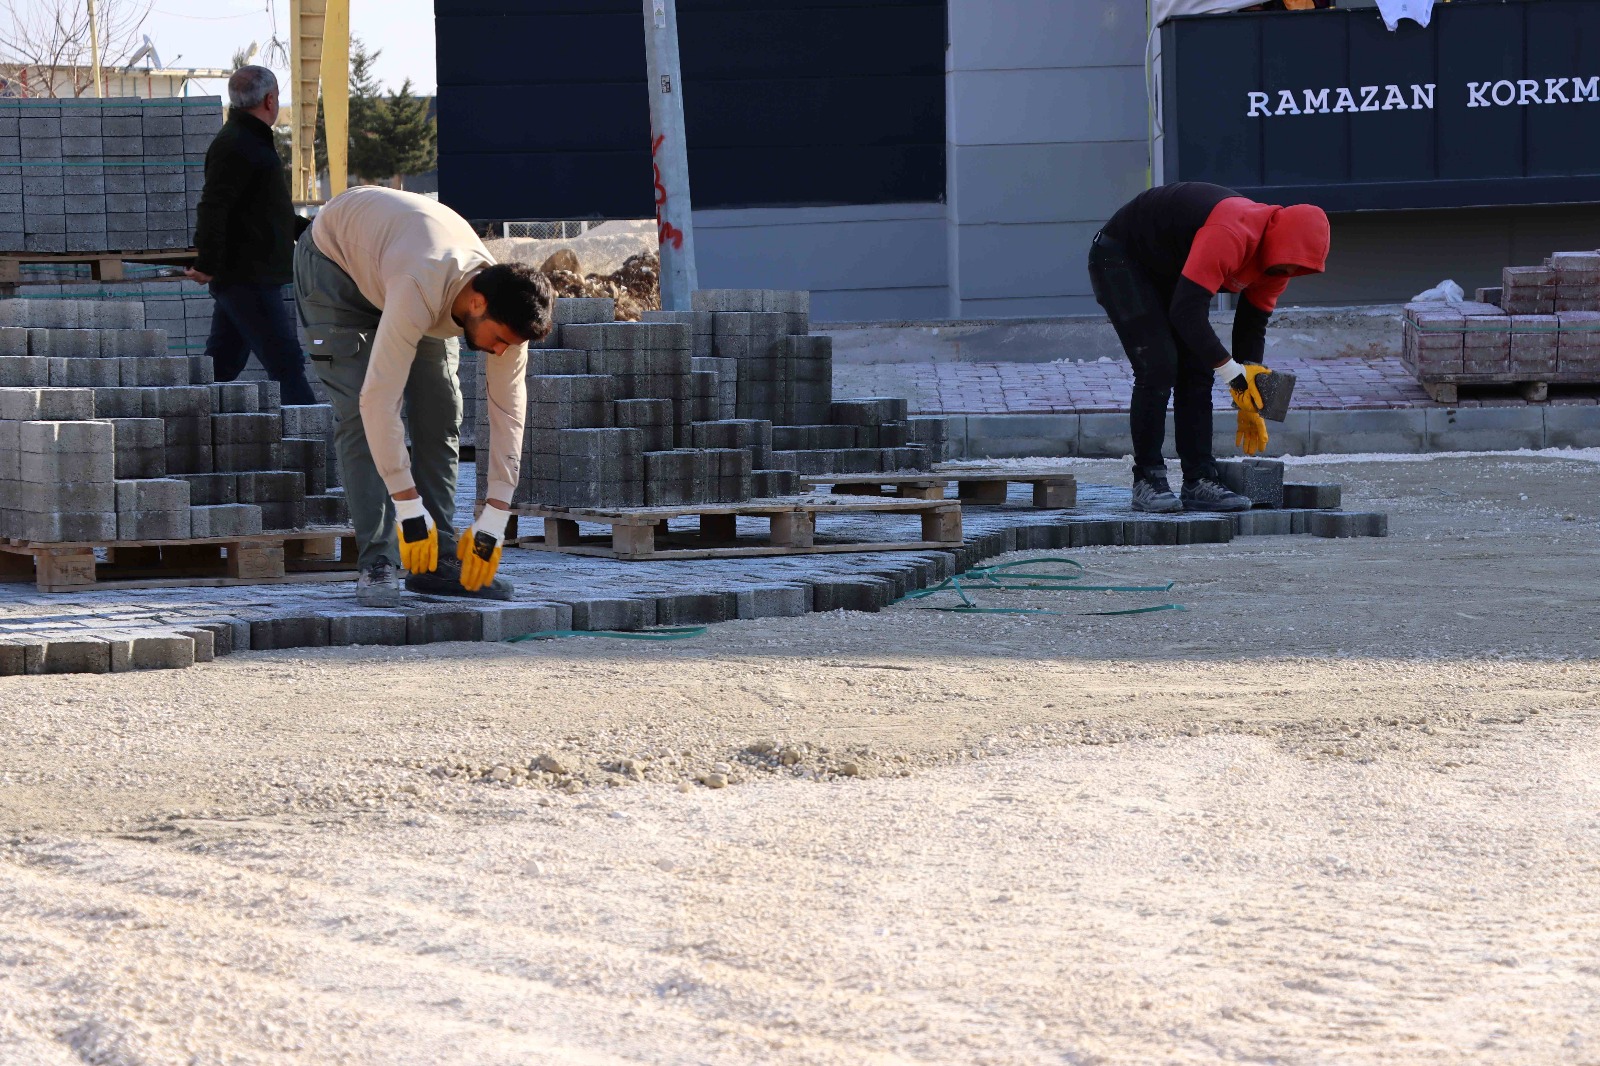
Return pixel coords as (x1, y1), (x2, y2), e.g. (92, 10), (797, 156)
(0, 96), (219, 254)
(1404, 250), (1600, 387)
(0, 298), (344, 544)
(1215, 457), (1385, 537)
(474, 290), (951, 511)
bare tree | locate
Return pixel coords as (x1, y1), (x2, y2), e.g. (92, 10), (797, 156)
(0, 0), (152, 98)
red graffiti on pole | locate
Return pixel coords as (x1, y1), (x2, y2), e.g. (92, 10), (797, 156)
(651, 133), (684, 251)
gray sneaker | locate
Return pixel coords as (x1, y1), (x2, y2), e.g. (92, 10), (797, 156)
(1182, 478), (1252, 512)
(357, 559), (402, 607)
(1131, 475), (1182, 513)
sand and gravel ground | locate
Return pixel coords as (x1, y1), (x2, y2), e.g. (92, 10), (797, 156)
(2, 454), (1598, 1065)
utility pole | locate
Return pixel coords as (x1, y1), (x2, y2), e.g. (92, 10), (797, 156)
(86, 0), (105, 98)
(642, 0), (697, 310)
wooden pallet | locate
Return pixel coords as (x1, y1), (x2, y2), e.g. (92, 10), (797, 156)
(0, 248), (197, 284)
(799, 467), (1078, 509)
(1419, 378), (1555, 403)
(0, 529), (357, 593)
(512, 495), (963, 560)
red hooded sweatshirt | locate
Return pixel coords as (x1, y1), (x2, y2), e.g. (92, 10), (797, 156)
(1102, 183), (1331, 368)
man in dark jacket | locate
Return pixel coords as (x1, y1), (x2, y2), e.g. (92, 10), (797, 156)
(186, 65), (317, 405)
(1088, 182), (1330, 513)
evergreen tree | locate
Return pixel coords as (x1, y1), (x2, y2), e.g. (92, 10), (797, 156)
(380, 80), (436, 188)
(314, 37), (388, 182)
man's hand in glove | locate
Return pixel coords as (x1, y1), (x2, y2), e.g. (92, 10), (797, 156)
(457, 502), (510, 592)
(394, 495), (438, 574)
(1236, 406), (1269, 456)
(1215, 358), (1273, 412)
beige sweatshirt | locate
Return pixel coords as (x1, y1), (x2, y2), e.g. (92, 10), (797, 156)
(310, 186), (526, 504)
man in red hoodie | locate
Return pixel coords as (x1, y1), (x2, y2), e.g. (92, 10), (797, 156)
(1088, 182), (1330, 513)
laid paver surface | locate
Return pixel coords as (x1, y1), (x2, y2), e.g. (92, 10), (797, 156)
(833, 354), (1600, 414)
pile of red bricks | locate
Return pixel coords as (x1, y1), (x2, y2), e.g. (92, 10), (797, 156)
(1402, 251), (1600, 388)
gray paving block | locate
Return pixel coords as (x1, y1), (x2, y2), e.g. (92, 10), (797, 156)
(734, 584), (810, 619)
(478, 602), (574, 641)
(1216, 458), (1285, 508)
(119, 355), (191, 386)
(117, 510), (192, 541)
(98, 328), (167, 357)
(212, 412), (283, 444)
(406, 608), (484, 645)
(20, 449), (115, 484)
(36, 637), (112, 675)
(115, 477), (191, 512)
(1282, 483), (1342, 509)
(0, 387), (96, 421)
(178, 472), (238, 505)
(1233, 510), (1295, 537)
(250, 615), (331, 650)
(0, 327), (28, 357)
(188, 504), (263, 538)
(213, 382), (262, 413)
(811, 576), (893, 613)
(325, 611), (409, 647)
(653, 591), (737, 626)
(564, 596), (655, 631)
(279, 403), (333, 436)
(180, 619), (242, 659)
(108, 633), (196, 672)
(23, 511), (117, 542)
(1306, 511), (1389, 538)
(19, 480), (116, 513)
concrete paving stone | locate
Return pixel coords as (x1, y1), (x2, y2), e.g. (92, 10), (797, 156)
(1232, 509), (1294, 537)
(45, 357), (120, 387)
(0, 328), (28, 357)
(186, 619), (241, 656)
(20, 418), (114, 453)
(0, 640), (29, 677)
(257, 499), (306, 531)
(325, 611), (409, 647)
(178, 473), (239, 505)
(177, 627), (216, 662)
(108, 632), (196, 672)
(653, 591), (738, 626)
(1307, 511), (1389, 538)
(406, 607), (484, 645)
(1282, 483), (1343, 509)
(21, 448), (115, 484)
(1216, 458), (1286, 509)
(250, 615), (330, 650)
(212, 382), (262, 414)
(189, 504), (263, 538)
(119, 356), (191, 387)
(0, 387), (96, 421)
(19, 480), (116, 513)
(734, 584), (810, 619)
(115, 477), (191, 512)
(35, 636), (112, 674)
(811, 576), (892, 613)
(117, 510), (191, 541)
(279, 403), (333, 436)
(563, 596), (655, 631)
(98, 328), (168, 357)
(478, 601), (574, 641)
(1424, 407), (1545, 452)
(212, 412), (283, 444)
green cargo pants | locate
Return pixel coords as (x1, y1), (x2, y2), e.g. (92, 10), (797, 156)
(292, 230), (462, 571)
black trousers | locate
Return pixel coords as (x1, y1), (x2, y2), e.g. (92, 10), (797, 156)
(205, 281), (319, 407)
(1087, 236), (1217, 483)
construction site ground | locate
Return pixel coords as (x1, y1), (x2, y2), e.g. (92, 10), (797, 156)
(2, 452), (1598, 1064)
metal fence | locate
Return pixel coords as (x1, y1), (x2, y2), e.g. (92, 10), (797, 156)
(500, 220), (606, 240)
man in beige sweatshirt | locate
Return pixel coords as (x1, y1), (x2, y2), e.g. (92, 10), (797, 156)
(293, 186), (553, 605)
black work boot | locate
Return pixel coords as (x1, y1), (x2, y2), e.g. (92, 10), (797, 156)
(1181, 477), (1251, 512)
(357, 559), (402, 607)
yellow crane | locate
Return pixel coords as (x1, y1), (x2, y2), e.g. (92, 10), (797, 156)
(288, 0), (349, 204)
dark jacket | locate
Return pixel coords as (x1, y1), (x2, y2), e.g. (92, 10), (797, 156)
(192, 110), (305, 285)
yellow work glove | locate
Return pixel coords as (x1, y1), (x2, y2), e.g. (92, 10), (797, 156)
(1236, 405), (1269, 456)
(394, 496), (438, 574)
(1230, 363), (1273, 413)
(457, 503), (510, 592)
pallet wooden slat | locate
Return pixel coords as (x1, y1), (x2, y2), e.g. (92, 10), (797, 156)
(513, 495), (962, 561)
(799, 467), (1079, 510)
(0, 249), (197, 284)
(0, 528), (356, 593)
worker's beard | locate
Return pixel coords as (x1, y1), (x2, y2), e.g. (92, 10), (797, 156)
(457, 312), (492, 353)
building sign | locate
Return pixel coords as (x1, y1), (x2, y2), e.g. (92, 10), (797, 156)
(1162, 1), (1600, 211)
